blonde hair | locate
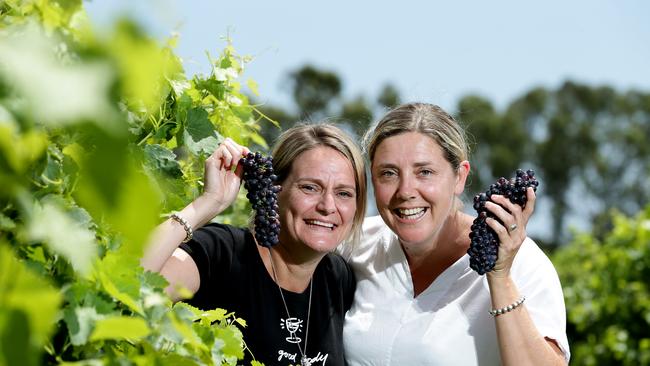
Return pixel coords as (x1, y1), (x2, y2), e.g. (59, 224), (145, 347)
(363, 103), (469, 209)
(364, 102), (469, 169)
(272, 123), (367, 244)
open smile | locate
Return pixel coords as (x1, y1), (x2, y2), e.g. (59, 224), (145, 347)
(304, 219), (337, 230)
(393, 207), (428, 220)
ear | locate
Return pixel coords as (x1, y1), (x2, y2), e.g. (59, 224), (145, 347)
(454, 160), (471, 195)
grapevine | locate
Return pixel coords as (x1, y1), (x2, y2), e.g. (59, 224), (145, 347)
(468, 169), (539, 274)
(241, 152), (281, 247)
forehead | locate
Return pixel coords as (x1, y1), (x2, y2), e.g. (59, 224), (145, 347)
(373, 132), (445, 163)
(289, 146), (356, 183)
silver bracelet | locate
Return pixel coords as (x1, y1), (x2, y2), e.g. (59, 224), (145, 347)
(489, 296), (526, 317)
(170, 213), (193, 243)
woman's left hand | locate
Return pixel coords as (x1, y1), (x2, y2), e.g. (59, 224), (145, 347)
(484, 187), (537, 277)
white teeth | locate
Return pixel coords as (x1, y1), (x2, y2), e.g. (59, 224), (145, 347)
(398, 208), (425, 216)
(395, 207), (426, 220)
(306, 220), (335, 229)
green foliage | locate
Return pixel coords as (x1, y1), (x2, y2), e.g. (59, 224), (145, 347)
(0, 1), (270, 364)
(553, 205), (650, 365)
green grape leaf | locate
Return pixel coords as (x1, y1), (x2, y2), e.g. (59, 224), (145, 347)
(141, 270), (169, 290)
(89, 315), (150, 341)
(0, 25), (116, 127)
(158, 354), (202, 366)
(0, 309), (37, 366)
(201, 308), (228, 324)
(63, 306), (102, 346)
(0, 213), (16, 231)
(214, 325), (244, 361)
(0, 245), (62, 346)
(182, 107), (221, 156)
(186, 107), (214, 140)
(96, 252), (143, 314)
(0, 123), (49, 175)
(143, 144), (183, 178)
(26, 200), (97, 275)
(108, 19), (182, 115)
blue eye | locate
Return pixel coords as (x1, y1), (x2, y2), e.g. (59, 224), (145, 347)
(338, 191), (355, 198)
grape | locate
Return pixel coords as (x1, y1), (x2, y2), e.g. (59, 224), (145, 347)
(468, 169), (539, 275)
(240, 152), (281, 247)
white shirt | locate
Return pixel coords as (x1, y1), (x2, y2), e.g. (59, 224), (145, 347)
(340, 216), (570, 365)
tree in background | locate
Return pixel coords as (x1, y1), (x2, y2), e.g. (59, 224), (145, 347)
(290, 65), (342, 120)
(257, 65), (401, 144)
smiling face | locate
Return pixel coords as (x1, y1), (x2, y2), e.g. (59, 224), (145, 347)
(371, 132), (469, 249)
(277, 146), (357, 253)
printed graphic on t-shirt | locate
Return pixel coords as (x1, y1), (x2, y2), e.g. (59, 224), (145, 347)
(278, 317), (329, 365)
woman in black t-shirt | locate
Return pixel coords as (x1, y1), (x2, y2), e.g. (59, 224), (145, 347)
(142, 123), (366, 366)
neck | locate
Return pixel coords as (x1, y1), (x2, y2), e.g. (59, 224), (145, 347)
(401, 210), (472, 296)
(260, 242), (323, 293)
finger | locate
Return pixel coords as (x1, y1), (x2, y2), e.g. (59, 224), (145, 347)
(217, 145), (234, 169)
(222, 138), (250, 165)
(484, 199), (516, 229)
(485, 217), (510, 244)
(523, 187), (536, 215)
(490, 194), (522, 216)
(234, 158), (245, 180)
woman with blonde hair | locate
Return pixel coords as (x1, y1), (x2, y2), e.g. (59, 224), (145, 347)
(341, 103), (569, 365)
(143, 123), (366, 366)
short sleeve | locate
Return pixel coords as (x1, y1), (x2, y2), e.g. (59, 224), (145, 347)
(511, 238), (571, 362)
(179, 223), (242, 309)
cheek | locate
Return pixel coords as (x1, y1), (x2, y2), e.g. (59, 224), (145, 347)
(338, 201), (357, 222)
(372, 182), (392, 206)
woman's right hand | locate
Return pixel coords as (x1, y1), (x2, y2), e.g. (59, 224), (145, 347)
(200, 138), (250, 217)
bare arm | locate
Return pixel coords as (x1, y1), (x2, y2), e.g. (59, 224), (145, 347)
(485, 188), (567, 365)
(141, 138), (249, 301)
(487, 275), (566, 365)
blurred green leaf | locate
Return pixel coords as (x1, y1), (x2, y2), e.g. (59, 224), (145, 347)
(89, 315), (150, 341)
(63, 306), (101, 346)
(0, 24), (117, 127)
(26, 199), (97, 275)
(0, 244), (62, 349)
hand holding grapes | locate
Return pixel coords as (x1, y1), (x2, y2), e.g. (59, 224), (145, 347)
(201, 138), (250, 217)
(484, 187), (537, 277)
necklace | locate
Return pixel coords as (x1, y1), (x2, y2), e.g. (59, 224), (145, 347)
(268, 247), (313, 366)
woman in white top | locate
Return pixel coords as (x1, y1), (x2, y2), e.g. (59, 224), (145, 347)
(341, 103), (570, 365)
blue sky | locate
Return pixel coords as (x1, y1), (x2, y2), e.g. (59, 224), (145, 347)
(86, 0), (650, 113)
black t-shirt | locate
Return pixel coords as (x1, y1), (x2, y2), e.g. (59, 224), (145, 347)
(180, 223), (356, 366)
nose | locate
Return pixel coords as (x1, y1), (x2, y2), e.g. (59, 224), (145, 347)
(396, 174), (417, 201)
(316, 191), (336, 215)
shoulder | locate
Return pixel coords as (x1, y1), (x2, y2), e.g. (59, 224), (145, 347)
(338, 215), (393, 259)
(320, 251), (354, 278)
(511, 237), (563, 290)
(193, 223), (250, 245)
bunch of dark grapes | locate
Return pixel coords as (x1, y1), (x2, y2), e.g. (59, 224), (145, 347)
(240, 152), (281, 247)
(468, 169), (539, 275)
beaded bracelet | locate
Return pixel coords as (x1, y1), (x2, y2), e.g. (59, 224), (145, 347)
(170, 213), (193, 243)
(489, 296), (526, 317)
